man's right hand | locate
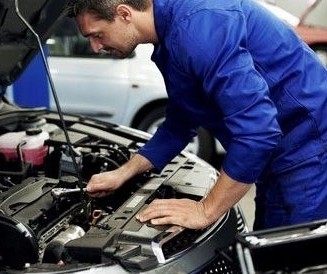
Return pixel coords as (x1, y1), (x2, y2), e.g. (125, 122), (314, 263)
(86, 169), (127, 198)
(86, 153), (154, 198)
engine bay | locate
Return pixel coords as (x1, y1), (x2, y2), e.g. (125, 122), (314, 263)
(0, 110), (242, 273)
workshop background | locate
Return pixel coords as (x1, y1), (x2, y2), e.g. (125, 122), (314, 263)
(275, 0), (327, 27)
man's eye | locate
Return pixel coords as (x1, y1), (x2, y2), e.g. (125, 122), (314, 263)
(93, 33), (102, 39)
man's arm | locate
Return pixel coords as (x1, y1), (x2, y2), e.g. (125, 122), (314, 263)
(201, 169), (252, 226)
(136, 168), (252, 229)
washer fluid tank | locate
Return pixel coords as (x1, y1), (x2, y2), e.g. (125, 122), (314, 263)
(0, 128), (49, 166)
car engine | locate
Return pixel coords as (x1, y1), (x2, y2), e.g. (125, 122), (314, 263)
(0, 110), (245, 273)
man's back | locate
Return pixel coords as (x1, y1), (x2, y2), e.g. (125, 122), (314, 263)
(149, 0), (327, 175)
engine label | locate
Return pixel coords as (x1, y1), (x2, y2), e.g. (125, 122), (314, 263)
(126, 195), (144, 208)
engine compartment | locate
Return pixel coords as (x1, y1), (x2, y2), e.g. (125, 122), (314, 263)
(0, 110), (243, 273)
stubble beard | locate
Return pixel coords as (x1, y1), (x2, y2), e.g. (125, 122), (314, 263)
(117, 32), (138, 59)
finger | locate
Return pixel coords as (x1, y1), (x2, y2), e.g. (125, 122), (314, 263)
(150, 215), (182, 226)
(87, 190), (112, 198)
(87, 181), (111, 193)
(137, 200), (178, 222)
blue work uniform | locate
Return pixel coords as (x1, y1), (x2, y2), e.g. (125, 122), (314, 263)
(138, 0), (327, 229)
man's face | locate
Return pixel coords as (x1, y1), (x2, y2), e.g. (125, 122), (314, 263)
(76, 12), (138, 59)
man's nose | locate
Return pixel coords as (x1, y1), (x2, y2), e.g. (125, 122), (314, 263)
(90, 40), (102, 53)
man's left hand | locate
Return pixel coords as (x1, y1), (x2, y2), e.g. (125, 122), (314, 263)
(136, 198), (211, 229)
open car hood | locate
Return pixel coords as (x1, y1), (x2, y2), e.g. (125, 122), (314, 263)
(0, 0), (68, 87)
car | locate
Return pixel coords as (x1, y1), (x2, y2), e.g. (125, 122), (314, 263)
(0, 1), (247, 273)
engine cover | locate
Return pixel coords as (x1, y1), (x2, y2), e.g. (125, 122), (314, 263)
(0, 176), (85, 267)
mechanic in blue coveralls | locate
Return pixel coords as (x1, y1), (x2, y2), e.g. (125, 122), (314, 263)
(67, 0), (327, 230)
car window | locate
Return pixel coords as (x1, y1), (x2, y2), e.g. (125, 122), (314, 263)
(47, 34), (93, 57)
(47, 17), (135, 59)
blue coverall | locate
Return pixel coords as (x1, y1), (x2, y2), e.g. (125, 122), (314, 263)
(138, 0), (327, 229)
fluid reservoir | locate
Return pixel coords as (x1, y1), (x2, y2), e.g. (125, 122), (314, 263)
(21, 128), (50, 166)
(0, 131), (25, 161)
(0, 128), (49, 166)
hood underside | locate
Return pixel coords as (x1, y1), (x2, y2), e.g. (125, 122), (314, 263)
(0, 0), (68, 87)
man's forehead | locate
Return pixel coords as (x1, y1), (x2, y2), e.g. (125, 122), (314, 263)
(76, 14), (93, 36)
(76, 12), (100, 33)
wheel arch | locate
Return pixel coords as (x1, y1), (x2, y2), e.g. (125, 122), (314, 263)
(309, 42), (327, 50)
(131, 98), (168, 128)
(309, 43), (327, 67)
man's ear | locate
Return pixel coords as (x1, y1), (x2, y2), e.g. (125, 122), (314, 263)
(116, 4), (132, 23)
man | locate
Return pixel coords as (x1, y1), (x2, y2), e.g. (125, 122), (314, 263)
(66, 0), (327, 230)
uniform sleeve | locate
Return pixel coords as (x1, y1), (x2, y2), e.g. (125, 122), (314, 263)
(138, 100), (197, 171)
(170, 10), (282, 183)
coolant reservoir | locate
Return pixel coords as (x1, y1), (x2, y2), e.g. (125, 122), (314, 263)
(0, 128), (49, 166)
(0, 131), (25, 161)
(21, 128), (50, 166)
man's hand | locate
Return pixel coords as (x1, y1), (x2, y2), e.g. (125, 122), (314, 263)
(86, 169), (126, 198)
(86, 153), (154, 198)
(136, 198), (211, 229)
(136, 169), (252, 229)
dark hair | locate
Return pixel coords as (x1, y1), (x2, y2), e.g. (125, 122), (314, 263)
(66, 0), (151, 21)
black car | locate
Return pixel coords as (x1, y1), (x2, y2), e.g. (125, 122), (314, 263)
(0, 1), (247, 273)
